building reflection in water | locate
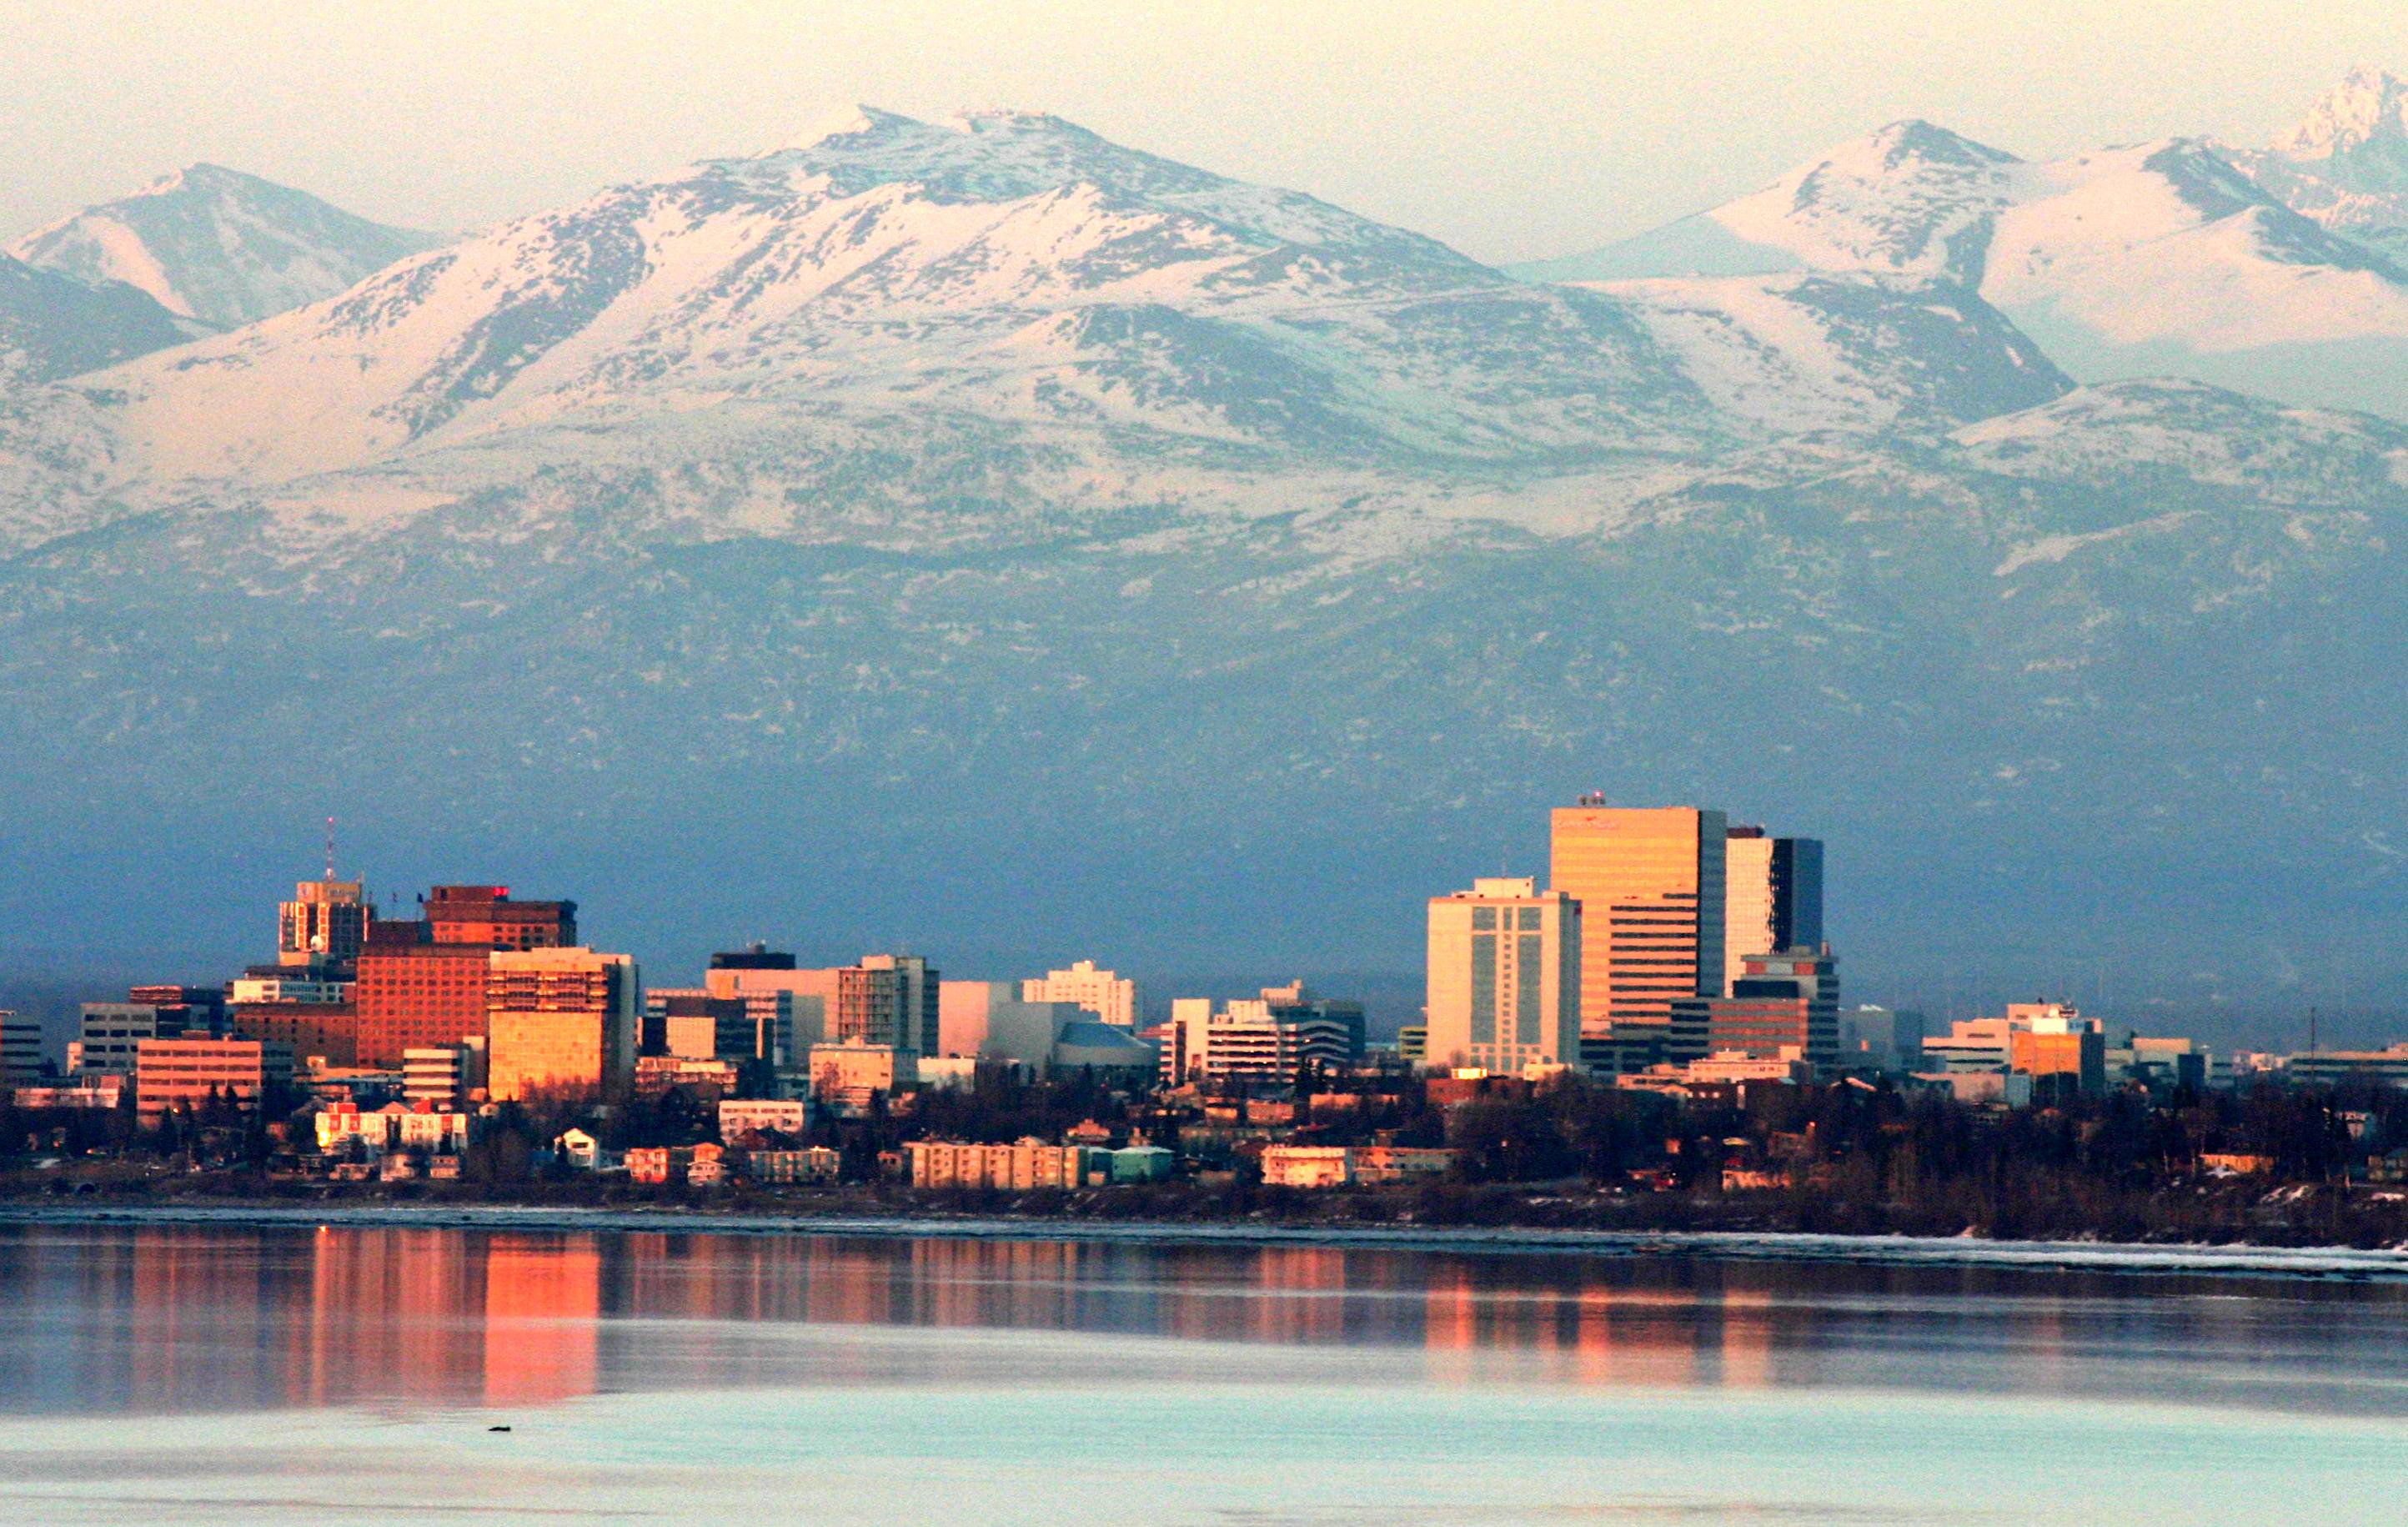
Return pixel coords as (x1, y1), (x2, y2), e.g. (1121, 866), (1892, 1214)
(0, 1223), (2400, 1419)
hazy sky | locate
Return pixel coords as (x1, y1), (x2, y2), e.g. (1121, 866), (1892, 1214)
(6, 1), (2404, 264)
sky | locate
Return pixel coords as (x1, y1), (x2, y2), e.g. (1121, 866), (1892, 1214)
(4, 0), (2403, 265)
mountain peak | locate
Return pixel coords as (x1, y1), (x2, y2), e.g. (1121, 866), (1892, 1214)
(771, 104), (922, 153)
(8, 164), (439, 329)
(1856, 118), (2022, 171)
(2279, 64), (2408, 159)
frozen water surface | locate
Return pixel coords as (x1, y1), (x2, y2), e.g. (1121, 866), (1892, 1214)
(0, 1218), (2400, 1524)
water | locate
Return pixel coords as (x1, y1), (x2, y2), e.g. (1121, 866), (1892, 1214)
(0, 1213), (2402, 1524)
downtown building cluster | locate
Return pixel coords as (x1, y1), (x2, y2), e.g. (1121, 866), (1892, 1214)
(2, 798), (2400, 1193)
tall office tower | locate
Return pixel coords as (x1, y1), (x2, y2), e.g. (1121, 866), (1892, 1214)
(1424, 877), (1582, 1072)
(354, 927), (491, 1067)
(831, 963), (905, 1049)
(861, 954), (939, 1054)
(1021, 960), (1137, 1028)
(279, 878), (371, 969)
(1722, 829), (1826, 994)
(484, 947), (637, 1103)
(1549, 801), (1727, 1038)
(420, 885), (577, 951)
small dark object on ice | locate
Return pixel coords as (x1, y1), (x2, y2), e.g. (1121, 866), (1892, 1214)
(488, 1424), (512, 1432)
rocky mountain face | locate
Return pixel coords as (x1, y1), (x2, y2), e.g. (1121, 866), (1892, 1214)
(10, 163), (440, 330)
(1, 96), (2405, 1032)
(2229, 65), (2408, 259)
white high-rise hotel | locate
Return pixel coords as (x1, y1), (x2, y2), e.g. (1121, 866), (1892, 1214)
(1021, 959), (1136, 1028)
(1424, 878), (1582, 1072)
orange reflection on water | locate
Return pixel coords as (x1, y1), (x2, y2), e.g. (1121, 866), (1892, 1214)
(481, 1234), (599, 1407)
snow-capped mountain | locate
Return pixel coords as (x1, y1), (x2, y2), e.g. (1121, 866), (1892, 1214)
(1521, 79), (2408, 420)
(2, 102), (2406, 1022)
(0, 254), (186, 383)
(1514, 120), (2019, 286)
(75, 107), (2065, 488)
(9, 163), (440, 330)
(2227, 65), (2408, 259)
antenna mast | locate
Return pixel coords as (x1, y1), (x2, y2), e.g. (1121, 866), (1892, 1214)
(324, 816), (336, 882)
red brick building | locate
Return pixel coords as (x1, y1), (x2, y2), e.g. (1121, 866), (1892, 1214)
(348, 886), (580, 1067)
(421, 885), (576, 951)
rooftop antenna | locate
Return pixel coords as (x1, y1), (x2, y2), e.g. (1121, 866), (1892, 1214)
(2309, 1004), (2319, 1055)
(324, 816), (337, 882)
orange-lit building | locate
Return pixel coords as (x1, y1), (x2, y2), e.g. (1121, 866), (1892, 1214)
(1549, 801), (1727, 1038)
(485, 948), (637, 1103)
(1424, 877), (1583, 1072)
(278, 877), (371, 968)
(1722, 829), (1824, 994)
(422, 885), (576, 950)
(135, 1033), (293, 1118)
(354, 942), (490, 1067)
(231, 999), (360, 1067)
(2006, 1003), (2106, 1094)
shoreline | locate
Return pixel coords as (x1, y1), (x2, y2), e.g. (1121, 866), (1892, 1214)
(8, 1200), (2408, 1281)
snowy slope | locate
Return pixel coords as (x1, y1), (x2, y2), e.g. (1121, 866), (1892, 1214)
(79, 108), (2064, 489)
(1517, 120), (2018, 286)
(1520, 83), (2408, 420)
(9, 163), (440, 329)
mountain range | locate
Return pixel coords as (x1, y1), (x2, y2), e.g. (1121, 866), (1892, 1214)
(3, 71), (2406, 1041)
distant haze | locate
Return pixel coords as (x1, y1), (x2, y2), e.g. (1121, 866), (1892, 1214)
(3, 0), (2401, 264)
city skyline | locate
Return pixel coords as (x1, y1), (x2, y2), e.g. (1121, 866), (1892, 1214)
(0, 790), (2380, 1057)
(12, 13), (2408, 1519)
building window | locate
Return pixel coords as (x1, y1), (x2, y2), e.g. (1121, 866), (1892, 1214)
(1470, 935), (1497, 1045)
(1517, 934), (1543, 1048)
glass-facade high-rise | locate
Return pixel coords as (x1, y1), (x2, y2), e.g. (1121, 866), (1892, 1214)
(1549, 803), (1726, 1039)
(1723, 829), (1825, 994)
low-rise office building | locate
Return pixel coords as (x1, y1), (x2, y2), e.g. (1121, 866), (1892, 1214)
(2284, 1044), (2408, 1088)
(1161, 982), (1365, 1085)
(73, 1003), (168, 1077)
(719, 1098), (811, 1140)
(746, 1146), (842, 1183)
(809, 1042), (912, 1113)
(1260, 1143), (1456, 1188)
(135, 1034), (293, 1119)
(402, 1042), (484, 1109)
